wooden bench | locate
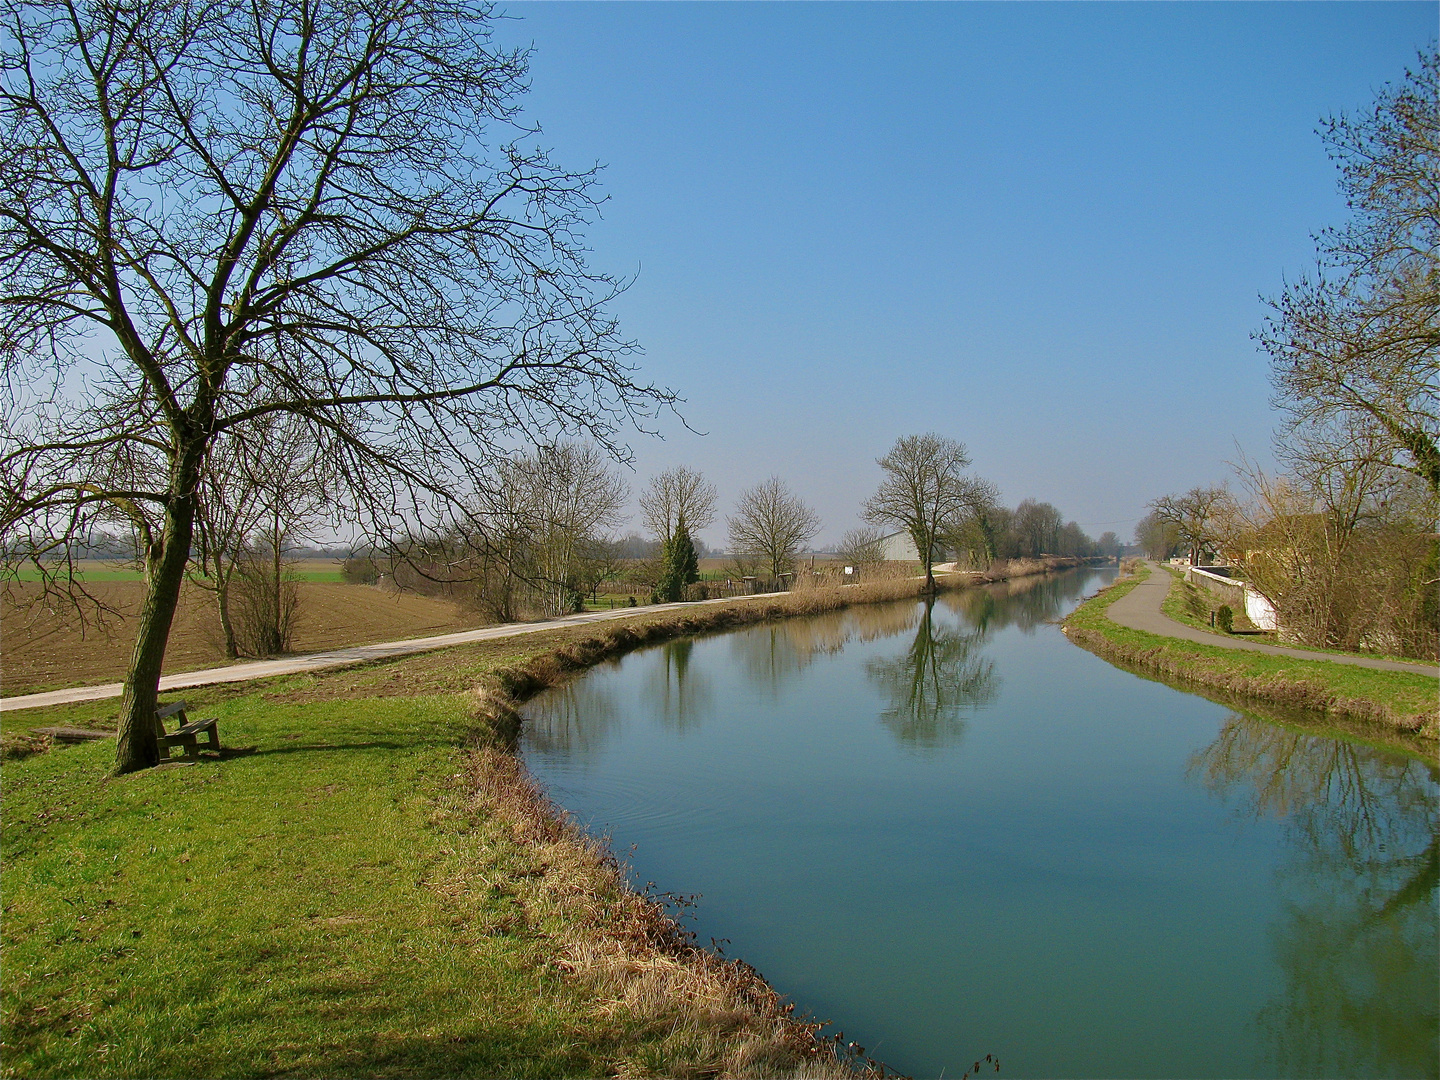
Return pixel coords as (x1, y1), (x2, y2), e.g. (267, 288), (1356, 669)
(155, 701), (221, 762)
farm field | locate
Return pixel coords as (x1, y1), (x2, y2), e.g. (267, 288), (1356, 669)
(11, 558), (348, 583)
(1, 579), (486, 697)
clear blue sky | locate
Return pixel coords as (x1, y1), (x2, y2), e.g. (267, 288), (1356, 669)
(492, 2), (1436, 549)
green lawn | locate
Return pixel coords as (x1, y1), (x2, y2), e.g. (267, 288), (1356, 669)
(1064, 565), (1438, 735)
(1, 625), (829, 1078)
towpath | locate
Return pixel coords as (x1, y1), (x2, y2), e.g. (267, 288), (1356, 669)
(1106, 562), (1439, 677)
(1, 592), (780, 713)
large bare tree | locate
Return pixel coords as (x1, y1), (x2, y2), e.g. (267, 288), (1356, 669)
(639, 465), (717, 546)
(516, 442), (627, 617)
(0, 0), (671, 771)
(1258, 49), (1440, 495)
(726, 476), (820, 585)
(864, 433), (992, 591)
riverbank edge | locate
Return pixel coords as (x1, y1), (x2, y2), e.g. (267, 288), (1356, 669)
(1061, 567), (1440, 745)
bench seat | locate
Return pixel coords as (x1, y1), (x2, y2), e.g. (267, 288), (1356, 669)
(154, 701), (221, 761)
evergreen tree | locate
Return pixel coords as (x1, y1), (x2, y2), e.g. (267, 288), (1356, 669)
(651, 515), (700, 603)
(673, 517), (700, 588)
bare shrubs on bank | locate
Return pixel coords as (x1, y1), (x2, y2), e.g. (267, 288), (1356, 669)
(1227, 458), (1437, 660)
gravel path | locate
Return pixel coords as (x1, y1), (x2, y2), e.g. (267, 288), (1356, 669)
(0, 592), (777, 713)
(1106, 563), (1439, 676)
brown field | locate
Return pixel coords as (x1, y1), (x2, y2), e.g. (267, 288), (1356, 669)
(1, 580), (486, 697)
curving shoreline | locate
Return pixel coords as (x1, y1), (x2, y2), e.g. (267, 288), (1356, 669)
(1062, 565), (1439, 745)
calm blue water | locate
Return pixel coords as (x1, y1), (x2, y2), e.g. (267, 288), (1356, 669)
(521, 570), (1439, 1079)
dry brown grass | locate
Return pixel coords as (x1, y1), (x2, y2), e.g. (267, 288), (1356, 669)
(1, 580), (486, 696)
(460, 743), (874, 1079)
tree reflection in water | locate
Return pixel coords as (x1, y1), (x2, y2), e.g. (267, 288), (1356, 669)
(866, 599), (999, 751)
(940, 567), (1102, 636)
(523, 678), (620, 762)
(649, 638), (711, 733)
(729, 602), (921, 693)
(1190, 715), (1439, 1078)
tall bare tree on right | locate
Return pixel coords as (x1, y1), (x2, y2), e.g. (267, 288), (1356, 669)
(1258, 49), (1439, 496)
(864, 434), (994, 592)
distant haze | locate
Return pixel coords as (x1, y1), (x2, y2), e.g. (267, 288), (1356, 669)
(491, 2), (1434, 549)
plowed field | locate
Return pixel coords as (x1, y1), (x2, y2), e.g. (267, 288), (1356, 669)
(1, 580), (485, 696)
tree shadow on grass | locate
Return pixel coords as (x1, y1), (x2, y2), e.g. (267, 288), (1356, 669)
(244, 741), (405, 757)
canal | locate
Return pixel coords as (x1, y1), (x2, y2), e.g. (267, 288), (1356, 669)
(521, 569), (1439, 1079)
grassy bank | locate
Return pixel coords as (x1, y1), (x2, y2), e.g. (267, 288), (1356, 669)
(1062, 566), (1439, 742)
(1158, 565), (1432, 667)
(6, 575), (996, 1078)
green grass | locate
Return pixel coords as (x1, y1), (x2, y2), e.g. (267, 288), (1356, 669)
(0, 629), (752, 1079)
(1064, 566), (1438, 730)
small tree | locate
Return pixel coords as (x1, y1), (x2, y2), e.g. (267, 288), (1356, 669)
(652, 515), (699, 603)
(1134, 510), (1181, 561)
(727, 477), (821, 585)
(864, 433), (992, 592)
(838, 525), (887, 571)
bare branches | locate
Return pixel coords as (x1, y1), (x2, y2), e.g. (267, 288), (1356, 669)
(1259, 48), (1440, 494)
(639, 465), (717, 546)
(0, 0), (670, 771)
(726, 476), (820, 584)
(1147, 486), (1233, 566)
(863, 433), (990, 589)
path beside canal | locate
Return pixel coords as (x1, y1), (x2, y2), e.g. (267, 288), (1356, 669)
(1107, 562), (1439, 677)
(0, 591), (783, 712)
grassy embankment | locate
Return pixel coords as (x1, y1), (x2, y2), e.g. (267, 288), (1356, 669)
(1062, 565), (1439, 745)
(3, 574), (987, 1079)
(1158, 564), (1431, 667)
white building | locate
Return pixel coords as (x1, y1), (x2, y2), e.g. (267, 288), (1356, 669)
(878, 530), (921, 561)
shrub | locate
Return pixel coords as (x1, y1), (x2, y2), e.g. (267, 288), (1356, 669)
(1216, 605), (1234, 633)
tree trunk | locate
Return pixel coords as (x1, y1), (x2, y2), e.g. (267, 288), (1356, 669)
(215, 565), (239, 659)
(115, 490), (197, 773)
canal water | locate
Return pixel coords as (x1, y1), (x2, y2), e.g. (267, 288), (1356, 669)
(521, 569), (1439, 1079)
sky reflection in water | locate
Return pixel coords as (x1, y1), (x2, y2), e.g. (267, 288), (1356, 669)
(522, 570), (1438, 1079)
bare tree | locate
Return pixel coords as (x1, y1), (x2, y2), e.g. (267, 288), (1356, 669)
(193, 412), (330, 657)
(520, 443), (628, 616)
(639, 466), (718, 545)
(1258, 49), (1440, 495)
(1231, 440), (1437, 657)
(1149, 486), (1232, 565)
(1009, 499), (1062, 560)
(863, 433), (991, 592)
(0, 0), (672, 771)
(726, 477), (820, 585)
(1134, 510), (1181, 561)
(837, 525), (887, 570)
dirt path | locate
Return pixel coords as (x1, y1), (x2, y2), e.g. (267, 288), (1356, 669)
(0, 593), (780, 712)
(1107, 562), (1439, 677)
